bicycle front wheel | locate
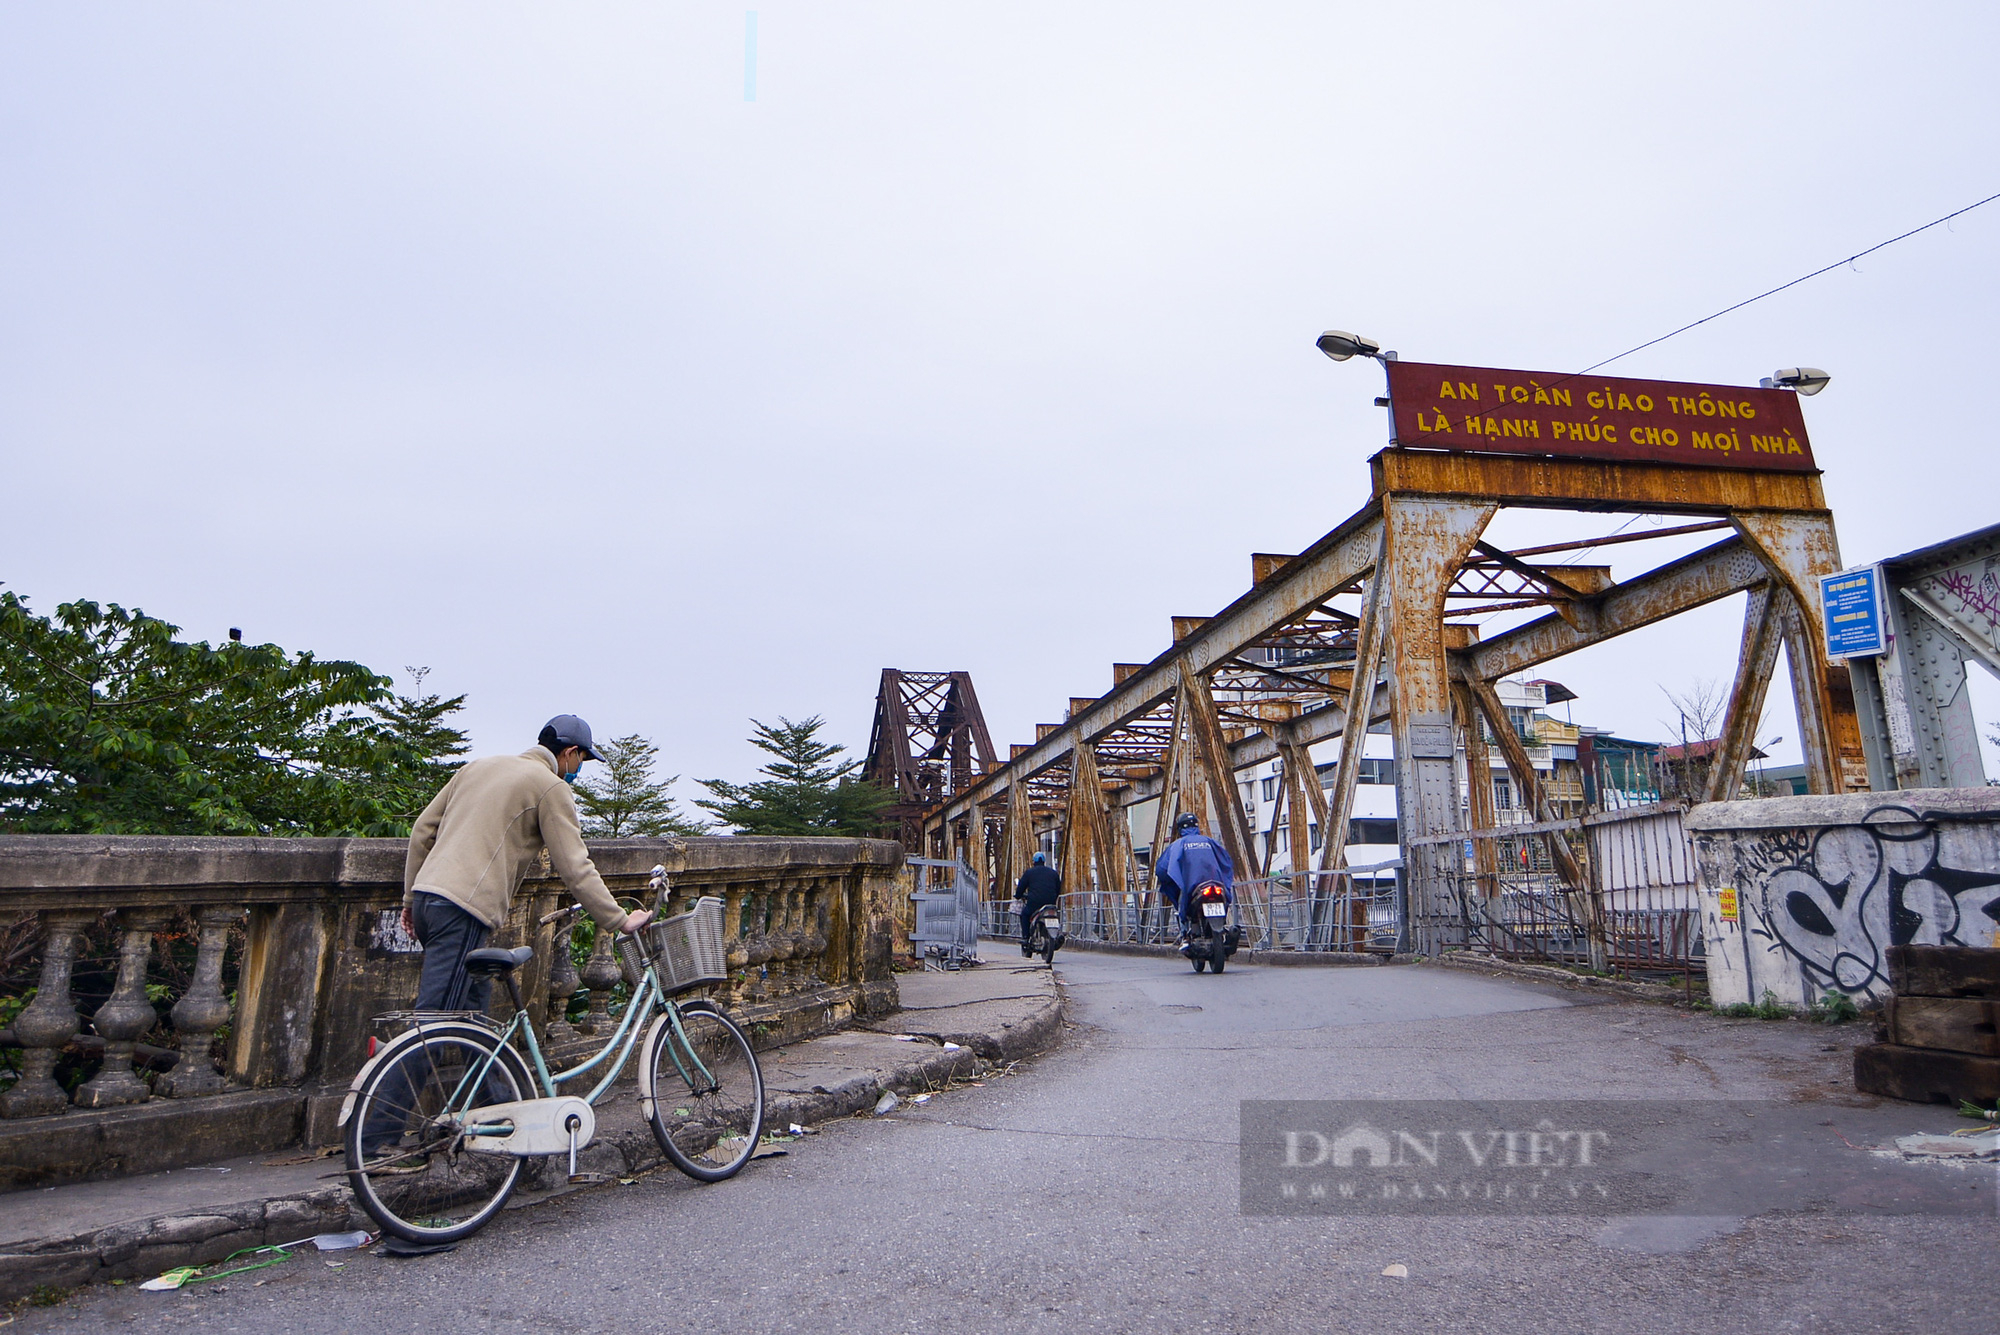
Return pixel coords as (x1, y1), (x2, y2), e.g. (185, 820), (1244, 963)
(344, 1024), (532, 1243)
(642, 1002), (765, 1182)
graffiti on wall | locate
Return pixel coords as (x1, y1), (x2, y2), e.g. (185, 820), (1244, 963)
(1721, 805), (2000, 996)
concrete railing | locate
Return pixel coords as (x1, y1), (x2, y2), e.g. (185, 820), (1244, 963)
(0, 834), (904, 1189)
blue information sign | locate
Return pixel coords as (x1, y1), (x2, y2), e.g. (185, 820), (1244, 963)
(1819, 565), (1886, 658)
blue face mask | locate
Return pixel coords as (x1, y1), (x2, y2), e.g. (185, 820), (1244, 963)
(561, 770), (579, 786)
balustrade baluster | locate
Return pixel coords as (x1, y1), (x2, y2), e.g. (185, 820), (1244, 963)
(743, 889), (771, 1003)
(802, 881), (829, 984)
(792, 883), (811, 990)
(158, 906), (241, 1098)
(789, 882), (812, 989)
(0, 909), (96, 1119)
(544, 919), (582, 1045)
(577, 922), (621, 1033)
(720, 885), (748, 1012)
(769, 885), (798, 993)
(75, 909), (170, 1108)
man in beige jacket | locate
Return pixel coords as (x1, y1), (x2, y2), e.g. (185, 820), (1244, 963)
(400, 714), (653, 1015)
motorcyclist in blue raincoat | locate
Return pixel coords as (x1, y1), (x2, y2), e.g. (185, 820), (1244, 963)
(1153, 813), (1234, 950)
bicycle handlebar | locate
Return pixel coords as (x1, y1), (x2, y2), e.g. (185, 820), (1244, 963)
(537, 866), (671, 929)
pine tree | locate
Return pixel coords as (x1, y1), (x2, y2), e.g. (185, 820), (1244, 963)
(573, 733), (707, 837)
(696, 716), (891, 836)
(371, 667), (471, 827)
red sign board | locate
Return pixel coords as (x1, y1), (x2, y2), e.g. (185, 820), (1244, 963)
(1383, 361), (1816, 472)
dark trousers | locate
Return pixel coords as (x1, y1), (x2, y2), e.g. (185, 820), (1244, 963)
(411, 892), (495, 1013)
(359, 894), (498, 1155)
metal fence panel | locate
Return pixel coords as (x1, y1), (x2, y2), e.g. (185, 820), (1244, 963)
(909, 857), (981, 966)
(1410, 803), (1702, 976)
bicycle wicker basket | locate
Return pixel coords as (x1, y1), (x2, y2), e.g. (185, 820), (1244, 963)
(615, 896), (728, 996)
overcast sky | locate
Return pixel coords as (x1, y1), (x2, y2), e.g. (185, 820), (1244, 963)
(5, 3), (1997, 798)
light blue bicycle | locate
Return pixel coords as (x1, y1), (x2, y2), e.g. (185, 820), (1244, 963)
(339, 868), (764, 1243)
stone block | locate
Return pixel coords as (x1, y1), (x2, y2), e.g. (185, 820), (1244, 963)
(0, 1089), (303, 1191)
(1855, 1042), (2000, 1104)
(90, 1210), (248, 1269)
(120, 1232), (263, 1280)
(1886, 996), (2000, 1056)
(262, 1189), (354, 1235)
(1888, 945), (2000, 999)
(0, 1248), (99, 1299)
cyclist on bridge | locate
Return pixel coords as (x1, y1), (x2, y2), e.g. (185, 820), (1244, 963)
(1152, 813), (1234, 952)
(1012, 850), (1061, 958)
(400, 714), (654, 1015)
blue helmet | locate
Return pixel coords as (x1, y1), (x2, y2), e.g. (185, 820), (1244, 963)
(1031, 851), (1047, 865)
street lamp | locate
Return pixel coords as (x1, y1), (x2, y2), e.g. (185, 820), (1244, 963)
(1760, 367), (1831, 395)
(1318, 330), (1400, 413)
(1316, 330), (1386, 362)
(1755, 734), (1784, 794)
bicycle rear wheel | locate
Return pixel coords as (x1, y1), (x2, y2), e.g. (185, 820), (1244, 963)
(345, 1024), (533, 1243)
(642, 1001), (765, 1182)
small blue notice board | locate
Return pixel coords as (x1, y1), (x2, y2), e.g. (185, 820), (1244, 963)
(1819, 565), (1886, 658)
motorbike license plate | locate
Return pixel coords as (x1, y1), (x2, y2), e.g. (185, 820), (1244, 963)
(1202, 902), (1226, 918)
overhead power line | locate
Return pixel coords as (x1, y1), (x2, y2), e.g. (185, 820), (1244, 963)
(1582, 189), (2000, 375)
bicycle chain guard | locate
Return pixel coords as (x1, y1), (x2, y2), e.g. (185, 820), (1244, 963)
(457, 1096), (596, 1158)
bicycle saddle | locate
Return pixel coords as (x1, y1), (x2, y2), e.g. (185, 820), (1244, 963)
(462, 946), (535, 976)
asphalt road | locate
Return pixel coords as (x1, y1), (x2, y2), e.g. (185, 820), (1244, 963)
(20, 951), (1997, 1334)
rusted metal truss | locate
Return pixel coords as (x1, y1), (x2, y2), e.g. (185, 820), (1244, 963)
(916, 448), (1869, 943)
(863, 670), (998, 849)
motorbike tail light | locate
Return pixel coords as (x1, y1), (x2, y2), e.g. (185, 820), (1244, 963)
(367, 1036), (378, 1058)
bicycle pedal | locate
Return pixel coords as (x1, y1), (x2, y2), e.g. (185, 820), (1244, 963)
(566, 1171), (616, 1186)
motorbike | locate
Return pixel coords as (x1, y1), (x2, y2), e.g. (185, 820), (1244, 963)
(1184, 881), (1240, 974)
(1023, 902), (1065, 964)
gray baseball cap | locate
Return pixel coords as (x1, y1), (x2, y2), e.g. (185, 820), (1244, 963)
(541, 714), (604, 762)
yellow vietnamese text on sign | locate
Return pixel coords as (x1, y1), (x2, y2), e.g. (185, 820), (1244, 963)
(1717, 888), (1738, 922)
(1383, 362), (1818, 473)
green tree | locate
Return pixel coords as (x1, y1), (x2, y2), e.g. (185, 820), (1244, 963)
(573, 733), (707, 837)
(371, 666), (472, 825)
(696, 715), (891, 836)
(0, 591), (465, 836)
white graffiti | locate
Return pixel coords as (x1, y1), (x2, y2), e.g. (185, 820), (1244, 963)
(1724, 805), (2000, 998)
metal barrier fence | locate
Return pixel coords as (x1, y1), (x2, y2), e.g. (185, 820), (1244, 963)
(978, 896), (1181, 946)
(909, 857), (981, 967)
(1406, 802), (1701, 975)
(976, 859), (1406, 955)
(970, 806), (1698, 978)
(1232, 868), (1404, 953)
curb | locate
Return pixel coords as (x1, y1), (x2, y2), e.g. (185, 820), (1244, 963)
(0, 988), (1065, 1301)
(1430, 952), (1691, 1004)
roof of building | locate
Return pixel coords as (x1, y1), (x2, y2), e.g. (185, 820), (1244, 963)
(1660, 738), (1768, 762)
(1525, 678), (1578, 704)
(1579, 733), (1663, 753)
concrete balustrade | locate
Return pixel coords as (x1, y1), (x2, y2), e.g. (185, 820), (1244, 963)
(0, 835), (904, 1190)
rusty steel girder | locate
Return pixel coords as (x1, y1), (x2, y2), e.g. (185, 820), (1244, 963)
(864, 669), (999, 849)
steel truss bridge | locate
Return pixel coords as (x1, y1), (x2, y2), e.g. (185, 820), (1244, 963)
(871, 444), (1880, 959)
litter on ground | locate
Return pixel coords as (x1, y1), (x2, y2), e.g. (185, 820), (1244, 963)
(1894, 1129), (2000, 1161)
